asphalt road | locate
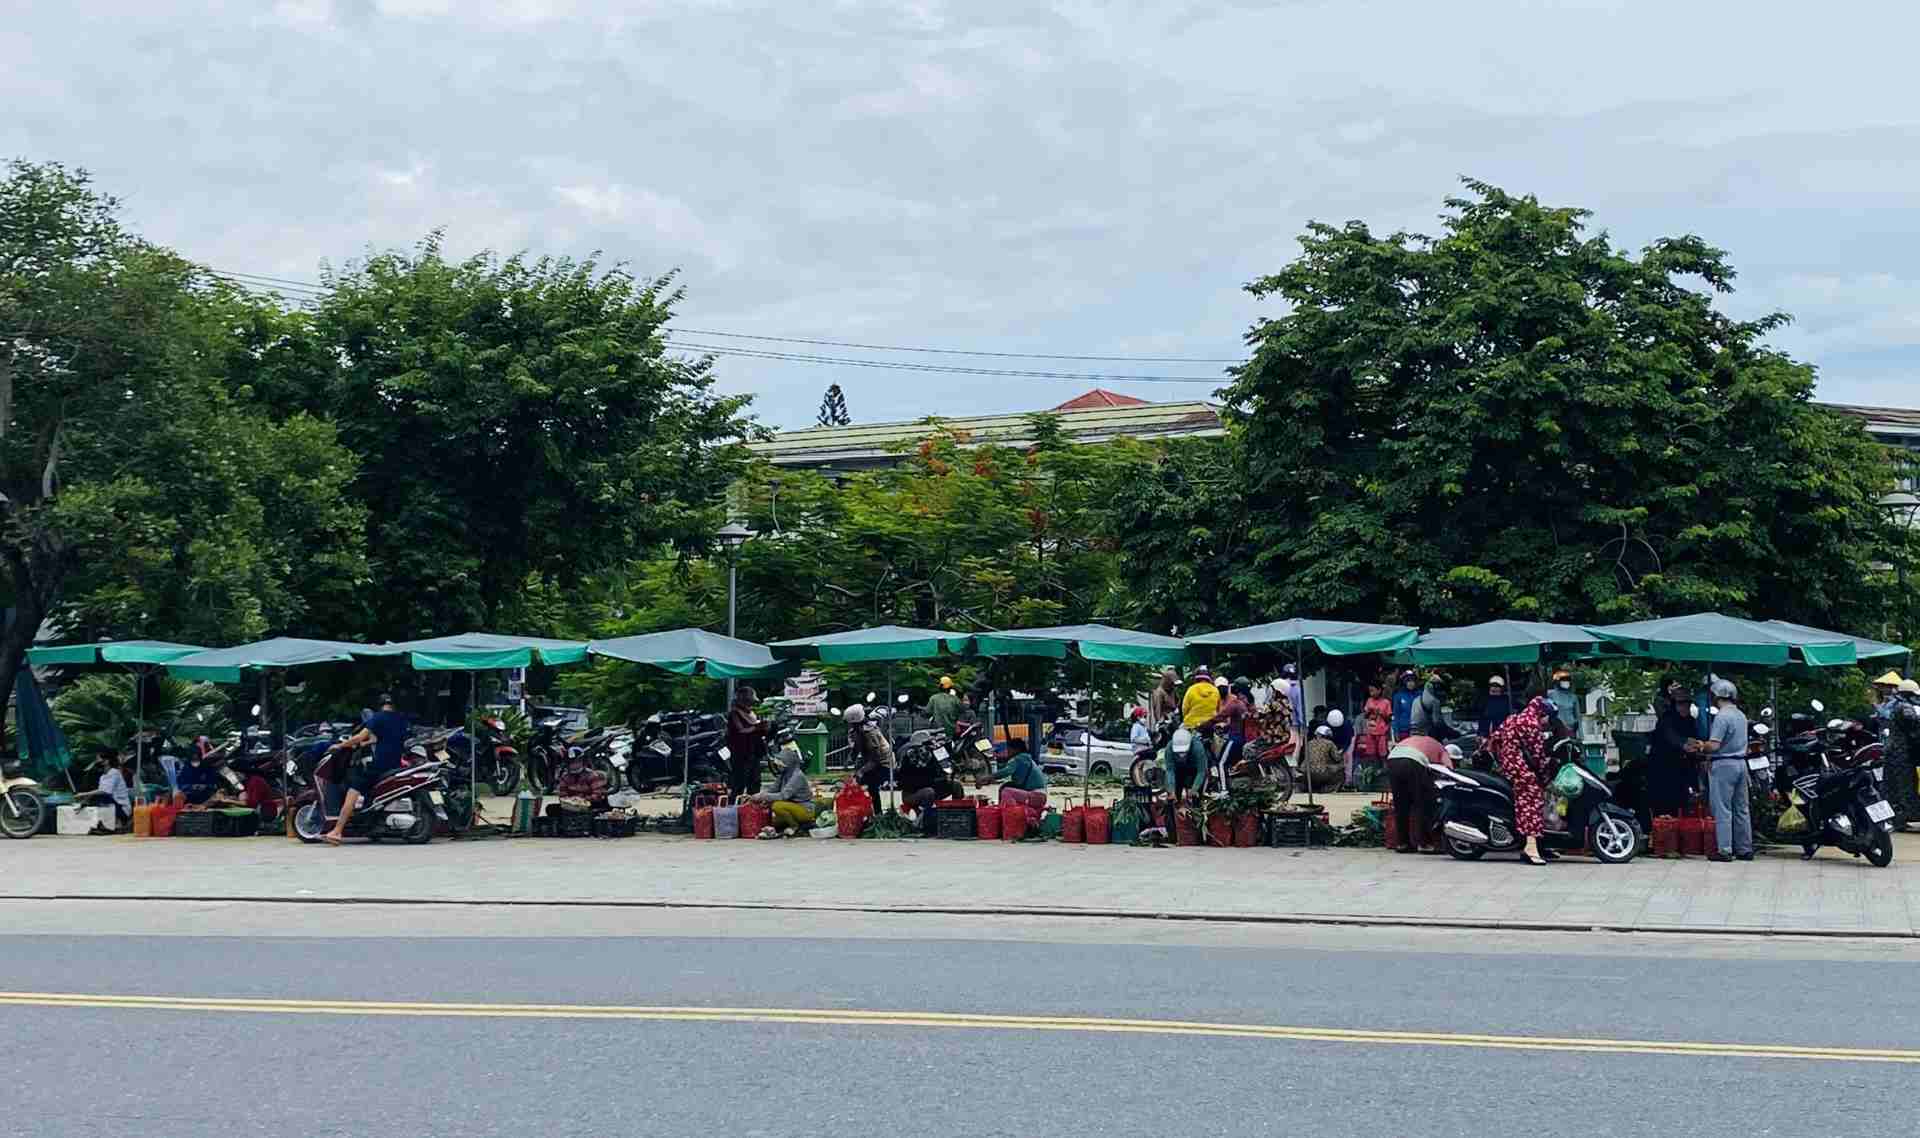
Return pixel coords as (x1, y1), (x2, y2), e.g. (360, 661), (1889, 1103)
(3, 902), (1914, 1137)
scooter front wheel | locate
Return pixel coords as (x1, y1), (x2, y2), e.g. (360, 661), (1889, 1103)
(1590, 814), (1639, 864)
(1446, 837), (1487, 860)
(0, 789), (45, 839)
(1866, 828), (1894, 868)
(292, 803), (328, 844)
(402, 791), (435, 844)
(1129, 756), (1163, 789)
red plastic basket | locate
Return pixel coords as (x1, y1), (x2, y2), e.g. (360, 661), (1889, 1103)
(1084, 806), (1110, 845)
(693, 805), (715, 839)
(1232, 812), (1259, 848)
(1206, 813), (1233, 847)
(836, 807), (868, 839)
(1651, 815), (1675, 857)
(738, 801), (770, 838)
(1175, 811), (1200, 847)
(1061, 807), (1085, 843)
(1001, 802), (1029, 841)
(976, 803), (1002, 840)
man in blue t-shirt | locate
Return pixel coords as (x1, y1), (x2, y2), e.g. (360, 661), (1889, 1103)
(321, 693), (411, 845)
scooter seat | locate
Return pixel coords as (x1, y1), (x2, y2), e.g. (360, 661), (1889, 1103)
(1449, 768), (1512, 797)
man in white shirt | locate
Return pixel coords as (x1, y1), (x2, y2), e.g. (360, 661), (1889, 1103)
(82, 749), (132, 829)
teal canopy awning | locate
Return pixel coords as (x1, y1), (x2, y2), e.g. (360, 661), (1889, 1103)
(1759, 621), (1911, 666)
(356, 632), (589, 671)
(972, 624), (1191, 665)
(164, 637), (367, 682)
(14, 670), (73, 782)
(1391, 620), (1604, 665)
(769, 625), (973, 663)
(587, 629), (793, 679)
(27, 640), (209, 667)
(1186, 619), (1419, 657)
(1586, 612), (1857, 667)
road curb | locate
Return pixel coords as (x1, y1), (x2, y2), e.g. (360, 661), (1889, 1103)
(17, 893), (1917, 939)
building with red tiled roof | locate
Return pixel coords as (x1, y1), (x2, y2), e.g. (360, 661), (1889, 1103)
(1050, 388), (1150, 412)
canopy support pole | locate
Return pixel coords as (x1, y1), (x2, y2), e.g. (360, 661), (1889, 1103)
(1084, 657), (1094, 812)
(886, 665), (895, 814)
(469, 671), (479, 829)
(1300, 641), (1314, 831)
(132, 668), (147, 806)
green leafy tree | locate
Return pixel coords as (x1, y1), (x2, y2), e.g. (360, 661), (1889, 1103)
(0, 161), (369, 728)
(296, 240), (759, 637)
(52, 673), (230, 755)
(1104, 435), (1254, 635)
(1225, 180), (1901, 631)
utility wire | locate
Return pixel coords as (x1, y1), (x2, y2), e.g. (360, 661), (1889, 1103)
(670, 327), (1241, 364)
(660, 339), (1223, 384)
(210, 265), (1242, 366)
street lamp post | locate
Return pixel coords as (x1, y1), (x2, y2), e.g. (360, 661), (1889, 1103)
(715, 521), (757, 707)
(1882, 492), (1920, 644)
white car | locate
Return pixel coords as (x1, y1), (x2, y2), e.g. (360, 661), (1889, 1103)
(1039, 726), (1136, 779)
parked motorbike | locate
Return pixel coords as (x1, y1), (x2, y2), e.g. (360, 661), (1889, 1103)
(463, 713), (523, 796)
(290, 739), (449, 844)
(1, 760), (46, 839)
(528, 716), (571, 792)
(1783, 762), (1895, 867)
(1432, 736), (1641, 863)
(1127, 719), (1179, 789)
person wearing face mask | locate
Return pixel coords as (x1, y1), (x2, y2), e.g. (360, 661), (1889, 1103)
(1546, 670), (1581, 737)
(1686, 678), (1752, 862)
(1477, 674), (1514, 738)
(1648, 678), (1699, 822)
(1880, 679), (1920, 831)
(1390, 671), (1420, 742)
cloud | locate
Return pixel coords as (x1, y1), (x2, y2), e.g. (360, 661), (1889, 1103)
(5, 0), (1918, 430)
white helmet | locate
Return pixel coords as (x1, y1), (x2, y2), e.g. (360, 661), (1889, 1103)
(1326, 709), (1345, 729)
(843, 704), (866, 725)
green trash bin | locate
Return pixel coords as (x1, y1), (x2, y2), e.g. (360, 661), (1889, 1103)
(794, 723), (829, 777)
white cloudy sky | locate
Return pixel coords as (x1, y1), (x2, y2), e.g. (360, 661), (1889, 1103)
(7, 0), (1918, 428)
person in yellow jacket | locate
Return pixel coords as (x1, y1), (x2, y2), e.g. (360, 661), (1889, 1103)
(1182, 666), (1221, 727)
(1160, 666), (1222, 802)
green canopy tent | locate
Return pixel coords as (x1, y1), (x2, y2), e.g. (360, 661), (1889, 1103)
(1759, 621), (1911, 669)
(587, 629), (794, 789)
(971, 624), (1192, 810)
(26, 640), (212, 802)
(13, 670), (72, 789)
(1585, 612), (1858, 667)
(769, 625), (973, 664)
(164, 637), (369, 825)
(1587, 612), (1875, 747)
(355, 633), (591, 820)
(1391, 620), (1605, 666)
(1389, 619), (1611, 702)
(1186, 619), (1419, 819)
(770, 625), (977, 812)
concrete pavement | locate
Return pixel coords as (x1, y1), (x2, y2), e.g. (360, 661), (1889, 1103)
(4, 908), (1914, 1138)
(11, 824), (1920, 935)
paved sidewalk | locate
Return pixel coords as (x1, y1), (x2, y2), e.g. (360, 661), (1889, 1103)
(9, 828), (1920, 936)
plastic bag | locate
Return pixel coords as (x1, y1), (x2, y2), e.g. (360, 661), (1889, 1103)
(1551, 764), (1585, 798)
(1776, 804), (1809, 835)
(713, 805), (740, 839)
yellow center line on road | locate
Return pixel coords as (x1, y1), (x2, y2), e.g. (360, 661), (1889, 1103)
(0, 991), (1905, 1064)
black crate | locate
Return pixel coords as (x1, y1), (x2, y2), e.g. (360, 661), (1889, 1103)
(1266, 814), (1313, 848)
(172, 810), (216, 838)
(211, 810), (259, 838)
(593, 814), (638, 839)
(555, 810), (594, 837)
(935, 805), (977, 839)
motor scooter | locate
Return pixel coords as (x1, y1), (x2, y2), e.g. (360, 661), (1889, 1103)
(1431, 736), (1641, 863)
(289, 742), (449, 845)
(1, 760), (46, 839)
(1783, 760), (1896, 866)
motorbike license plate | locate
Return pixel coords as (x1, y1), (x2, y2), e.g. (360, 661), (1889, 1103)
(650, 740), (672, 756)
(717, 746), (731, 761)
(1866, 800), (1895, 823)
(1746, 756), (1769, 772)
(933, 747), (949, 761)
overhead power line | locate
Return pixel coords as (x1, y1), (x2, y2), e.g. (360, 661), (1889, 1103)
(208, 265), (1242, 371)
(670, 327), (1240, 364)
(661, 339), (1223, 384)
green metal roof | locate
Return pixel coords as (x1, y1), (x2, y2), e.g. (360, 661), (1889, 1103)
(751, 402), (1222, 468)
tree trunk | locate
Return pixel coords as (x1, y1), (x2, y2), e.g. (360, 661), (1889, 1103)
(0, 590), (48, 753)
